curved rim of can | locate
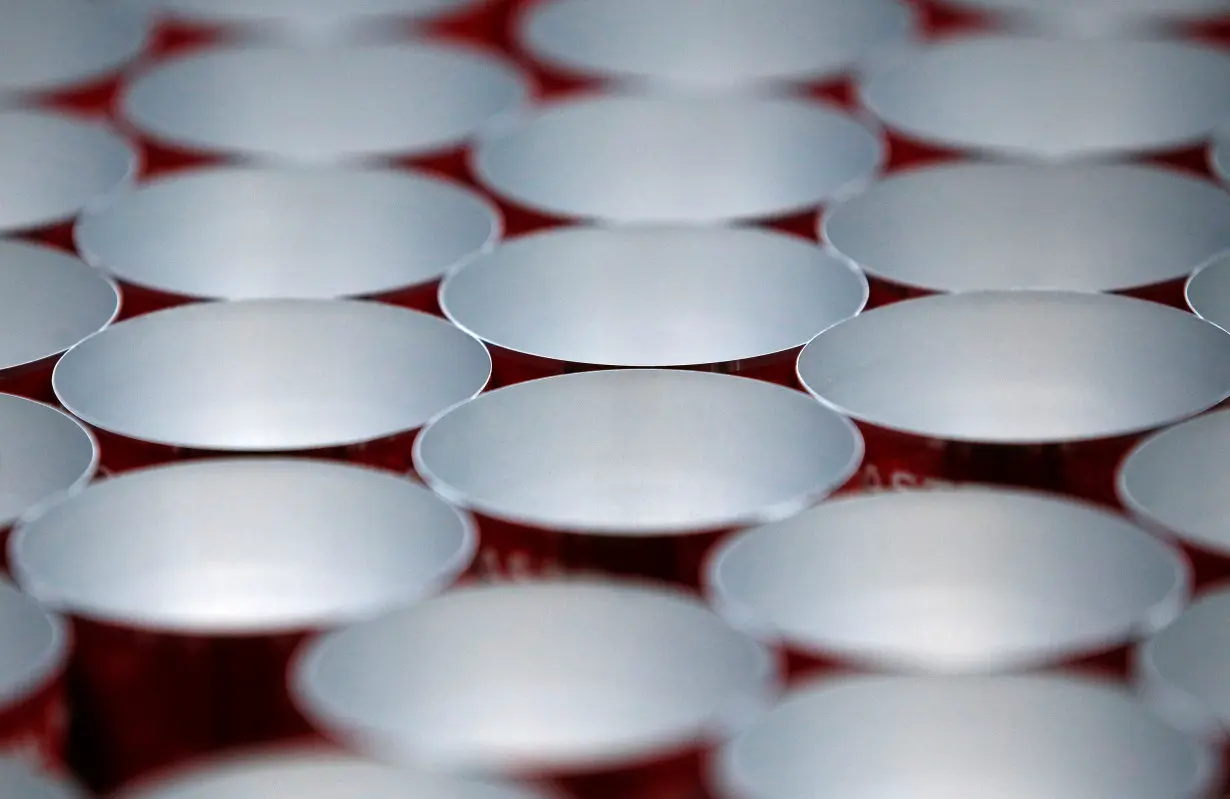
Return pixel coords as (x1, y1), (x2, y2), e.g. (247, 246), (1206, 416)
(119, 42), (533, 165)
(705, 485), (1189, 674)
(795, 289), (1230, 445)
(74, 165), (503, 302)
(291, 579), (780, 775)
(514, 0), (919, 91)
(0, 0), (150, 97)
(1133, 587), (1230, 740)
(0, 394), (100, 531)
(412, 368), (865, 537)
(820, 161), (1230, 294)
(51, 298), (493, 454)
(115, 745), (552, 799)
(438, 226), (869, 368)
(712, 672), (1219, 799)
(936, 0), (1230, 24)
(0, 238), (121, 375)
(1116, 406), (1230, 558)
(0, 109), (139, 235)
(469, 92), (887, 225)
(1184, 250), (1230, 331)
(1210, 128), (1229, 186)
(9, 457), (478, 634)
(0, 579), (70, 717)
(0, 755), (82, 798)
(856, 34), (1230, 161)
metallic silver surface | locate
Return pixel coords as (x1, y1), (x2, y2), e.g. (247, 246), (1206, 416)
(293, 581), (777, 774)
(714, 674), (1218, 799)
(822, 162), (1230, 293)
(10, 458), (475, 633)
(858, 35), (1230, 161)
(121, 44), (530, 164)
(76, 167), (500, 301)
(0, 756), (81, 799)
(0, 110), (136, 234)
(0, 0), (148, 98)
(1135, 588), (1230, 742)
(0, 579), (67, 716)
(156, 0), (485, 38)
(472, 94), (884, 224)
(936, 0), (1230, 34)
(1186, 252), (1230, 331)
(707, 487), (1187, 673)
(0, 239), (120, 374)
(796, 290), (1230, 444)
(440, 227), (867, 368)
(52, 299), (491, 453)
(1211, 127), (1228, 185)
(118, 748), (550, 799)
(1119, 408), (1230, 558)
(0, 394), (97, 529)
(517, 0), (916, 92)
(413, 369), (863, 535)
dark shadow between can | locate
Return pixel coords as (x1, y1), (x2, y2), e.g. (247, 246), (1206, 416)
(439, 227), (868, 387)
(8, 457), (477, 793)
(75, 166), (501, 318)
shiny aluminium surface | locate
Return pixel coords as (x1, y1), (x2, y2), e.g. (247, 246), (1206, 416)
(1118, 409), (1230, 565)
(713, 673), (1218, 799)
(471, 93), (884, 225)
(0, 110), (137, 235)
(150, 0), (488, 31)
(821, 161), (1230, 294)
(1135, 588), (1230, 742)
(0, 580), (67, 725)
(413, 369), (863, 536)
(706, 487), (1187, 674)
(516, 0), (917, 92)
(0, 240), (120, 378)
(292, 581), (777, 775)
(51, 299), (492, 454)
(75, 166), (501, 302)
(0, 756), (81, 799)
(8, 458), (475, 633)
(116, 748), (552, 799)
(1213, 127), (1228, 182)
(0, 0), (148, 100)
(858, 35), (1230, 161)
(1186, 252), (1230, 331)
(796, 290), (1230, 445)
(439, 226), (868, 369)
(933, 0), (1230, 32)
(0, 395), (97, 531)
(120, 43), (531, 165)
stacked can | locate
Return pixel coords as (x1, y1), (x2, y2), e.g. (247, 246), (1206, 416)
(0, 0), (1227, 796)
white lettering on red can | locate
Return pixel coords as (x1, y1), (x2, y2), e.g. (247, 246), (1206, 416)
(860, 465), (957, 492)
